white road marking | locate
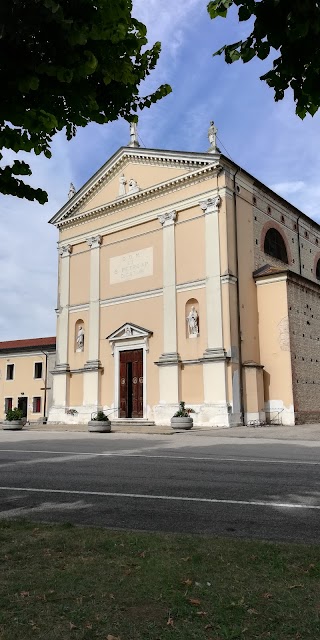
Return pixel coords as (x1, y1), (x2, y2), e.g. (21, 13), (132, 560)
(0, 486), (319, 510)
(0, 449), (320, 466)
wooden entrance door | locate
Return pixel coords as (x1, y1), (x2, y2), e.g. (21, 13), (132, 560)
(18, 397), (28, 418)
(119, 349), (143, 418)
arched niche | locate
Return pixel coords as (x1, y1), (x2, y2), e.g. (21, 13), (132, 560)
(186, 298), (199, 338)
(75, 319), (85, 353)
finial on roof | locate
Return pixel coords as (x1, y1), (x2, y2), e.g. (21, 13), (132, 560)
(208, 120), (219, 153)
(68, 182), (76, 199)
(128, 121), (140, 148)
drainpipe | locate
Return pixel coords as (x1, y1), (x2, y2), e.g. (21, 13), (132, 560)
(296, 214), (302, 275)
(233, 168), (245, 425)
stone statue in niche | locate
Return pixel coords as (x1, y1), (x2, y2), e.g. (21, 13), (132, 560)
(128, 178), (140, 194)
(187, 306), (199, 337)
(76, 326), (85, 352)
(118, 174), (127, 197)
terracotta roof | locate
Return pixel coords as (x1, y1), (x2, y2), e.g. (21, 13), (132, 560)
(0, 337), (56, 351)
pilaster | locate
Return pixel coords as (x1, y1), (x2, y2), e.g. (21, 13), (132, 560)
(156, 211), (180, 412)
(83, 235), (102, 410)
(49, 244), (72, 421)
(200, 196), (229, 424)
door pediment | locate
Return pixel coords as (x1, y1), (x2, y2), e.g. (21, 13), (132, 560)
(107, 323), (153, 354)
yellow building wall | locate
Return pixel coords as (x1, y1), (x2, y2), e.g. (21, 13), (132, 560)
(175, 213), (205, 285)
(256, 278), (294, 413)
(180, 364), (203, 404)
(100, 222), (163, 301)
(69, 245), (90, 306)
(79, 163), (189, 214)
(233, 190), (261, 363)
(0, 354), (48, 421)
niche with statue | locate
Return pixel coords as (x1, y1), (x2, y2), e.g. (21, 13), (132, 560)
(185, 299), (200, 338)
(75, 319), (85, 352)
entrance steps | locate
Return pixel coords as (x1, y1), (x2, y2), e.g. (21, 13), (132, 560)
(111, 420), (155, 428)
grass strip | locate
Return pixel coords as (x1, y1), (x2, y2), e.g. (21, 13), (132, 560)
(0, 520), (319, 639)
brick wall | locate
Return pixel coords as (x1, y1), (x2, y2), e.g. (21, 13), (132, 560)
(287, 277), (320, 423)
(252, 187), (320, 285)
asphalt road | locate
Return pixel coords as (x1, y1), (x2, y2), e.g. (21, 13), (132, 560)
(0, 431), (319, 543)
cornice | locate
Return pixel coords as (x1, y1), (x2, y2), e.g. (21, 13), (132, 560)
(55, 161), (221, 230)
(50, 147), (221, 227)
(57, 187), (217, 247)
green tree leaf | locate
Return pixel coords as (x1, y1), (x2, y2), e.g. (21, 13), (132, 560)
(207, 0), (320, 118)
(0, 0), (171, 203)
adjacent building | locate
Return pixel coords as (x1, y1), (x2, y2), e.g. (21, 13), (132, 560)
(0, 337), (56, 422)
(44, 124), (320, 427)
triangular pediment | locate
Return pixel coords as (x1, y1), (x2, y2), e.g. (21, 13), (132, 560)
(107, 323), (153, 342)
(50, 146), (220, 227)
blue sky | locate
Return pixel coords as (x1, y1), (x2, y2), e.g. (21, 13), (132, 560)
(1, 0), (320, 340)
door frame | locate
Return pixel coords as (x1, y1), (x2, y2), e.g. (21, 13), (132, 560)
(18, 396), (28, 419)
(114, 340), (147, 419)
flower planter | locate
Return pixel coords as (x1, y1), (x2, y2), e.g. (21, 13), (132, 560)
(2, 420), (24, 431)
(170, 417), (193, 430)
(88, 420), (111, 433)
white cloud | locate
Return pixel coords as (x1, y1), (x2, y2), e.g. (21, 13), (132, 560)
(271, 181), (305, 196)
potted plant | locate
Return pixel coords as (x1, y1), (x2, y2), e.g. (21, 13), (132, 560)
(3, 407), (24, 430)
(171, 401), (194, 430)
(88, 410), (111, 433)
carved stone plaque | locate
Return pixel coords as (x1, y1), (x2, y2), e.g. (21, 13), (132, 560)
(110, 247), (153, 284)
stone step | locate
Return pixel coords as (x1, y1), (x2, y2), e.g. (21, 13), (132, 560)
(111, 420), (155, 428)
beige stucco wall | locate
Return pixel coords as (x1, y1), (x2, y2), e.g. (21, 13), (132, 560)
(69, 245), (90, 306)
(232, 186), (261, 364)
(175, 213), (205, 285)
(101, 222), (163, 301)
(256, 277), (294, 422)
(180, 364), (203, 404)
(78, 162), (189, 214)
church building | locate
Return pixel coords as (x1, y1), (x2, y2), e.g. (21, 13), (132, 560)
(47, 123), (320, 427)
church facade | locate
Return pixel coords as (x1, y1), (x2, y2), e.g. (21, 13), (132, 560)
(48, 126), (320, 427)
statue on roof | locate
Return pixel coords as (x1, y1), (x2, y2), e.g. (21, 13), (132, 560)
(208, 121), (218, 153)
(68, 182), (76, 199)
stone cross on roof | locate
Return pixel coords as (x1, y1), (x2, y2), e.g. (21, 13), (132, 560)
(128, 122), (140, 148)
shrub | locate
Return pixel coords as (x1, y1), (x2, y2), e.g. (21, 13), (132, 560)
(92, 411), (109, 422)
(6, 407), (23, 421)
(173, 401), (195, 418)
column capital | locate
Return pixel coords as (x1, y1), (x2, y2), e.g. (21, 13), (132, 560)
(158, 210), (177, 227)
(59, 244), (72, 257)
(199, 195), (221, 214)
(86, 235), (102, 249)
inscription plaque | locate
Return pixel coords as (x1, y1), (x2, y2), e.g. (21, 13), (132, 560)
(110, 247), (153, 284)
